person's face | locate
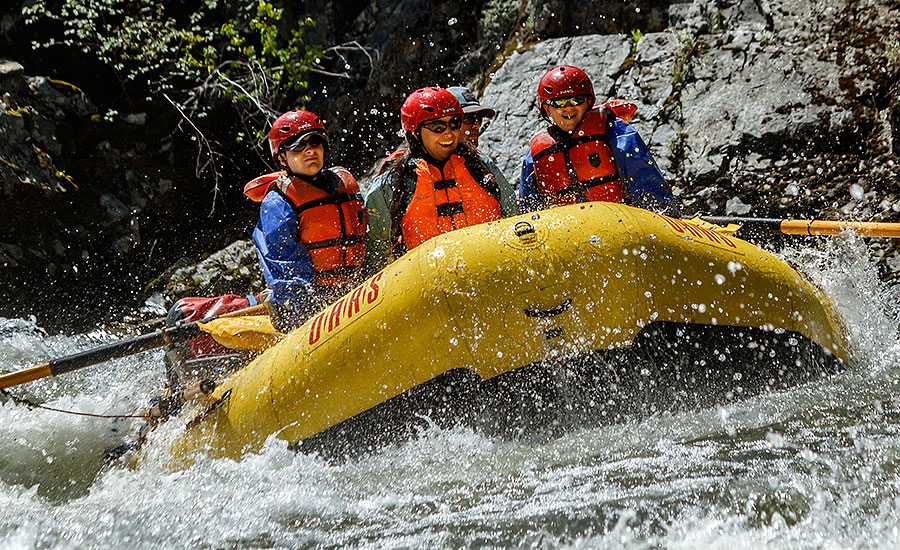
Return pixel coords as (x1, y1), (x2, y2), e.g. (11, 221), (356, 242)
(460, 114), (484, 147)
(418, 115), (461, 161)
(284, 135), (325, 176)
(545, 95), (590, 133)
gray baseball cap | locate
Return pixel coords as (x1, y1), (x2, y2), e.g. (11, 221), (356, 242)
(446, 86), (496, 118)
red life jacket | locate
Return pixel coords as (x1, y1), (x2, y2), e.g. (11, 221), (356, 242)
(400, 155), (501, 251)
(530, 109), (625, 206)
(247, 168), (367, 287)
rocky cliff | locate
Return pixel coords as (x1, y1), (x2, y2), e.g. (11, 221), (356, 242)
(1, 0), (898, 330)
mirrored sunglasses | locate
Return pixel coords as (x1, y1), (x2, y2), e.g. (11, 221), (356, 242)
(420, 116), (462, 134)
(285, 134), (327, 153)
(547, 95), (588, 109)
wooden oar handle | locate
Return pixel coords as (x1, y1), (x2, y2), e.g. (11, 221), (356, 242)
(701, 216), (900, 239)
(780, 220), (900, 238)
(0, 363), (52, 389)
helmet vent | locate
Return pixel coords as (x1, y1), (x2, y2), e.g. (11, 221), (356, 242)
(422, 106), (434, 112)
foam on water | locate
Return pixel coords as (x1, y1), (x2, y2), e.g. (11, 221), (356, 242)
(2, 234), (900, 548)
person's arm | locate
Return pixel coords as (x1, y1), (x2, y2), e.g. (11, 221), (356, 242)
(611, 120), (681, 217)
(363, 174), (394, 271)
(252, 192), (317, 308)
(517, 150), (543, 213)
(481, 154), (517, 217)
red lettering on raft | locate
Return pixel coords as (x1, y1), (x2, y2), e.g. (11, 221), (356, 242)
(366, 272), (383, 304)
(660, 215), (736, 248)
(308, 311), (326, 345)
(346, 285), (364, 320)
(327, 298), (345, 332)
(306, 270), (386, 348)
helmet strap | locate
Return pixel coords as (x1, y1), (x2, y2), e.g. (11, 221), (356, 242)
(539, 103), (552, 123)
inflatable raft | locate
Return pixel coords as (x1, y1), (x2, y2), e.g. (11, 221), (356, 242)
(167, 203), (849, 465)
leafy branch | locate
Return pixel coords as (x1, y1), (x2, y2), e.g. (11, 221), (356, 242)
(23, 0), (324, 204)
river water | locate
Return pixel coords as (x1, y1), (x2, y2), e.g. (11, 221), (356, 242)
(2, 235), (899, 549)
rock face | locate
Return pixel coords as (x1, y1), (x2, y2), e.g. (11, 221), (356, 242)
(145, 240), (264, 309)
(480, 0), (900, 224)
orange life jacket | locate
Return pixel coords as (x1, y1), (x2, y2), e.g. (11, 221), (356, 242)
(399, 155), (501, 251)
(530, 109), (625, 205)
(253, 168), (367, 287)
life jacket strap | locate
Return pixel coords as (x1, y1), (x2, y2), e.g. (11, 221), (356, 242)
(436, 201), (465, 218)
(532, 133), (611, 162)
(303, 234), (365, 251)
(433, 178), (458, 191)
(555, 174), (620, 198)
(293, 193), (363, 215)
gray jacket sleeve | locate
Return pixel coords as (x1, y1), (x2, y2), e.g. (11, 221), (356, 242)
(482, 153), (517, 217)
(363, 174), (394, 271)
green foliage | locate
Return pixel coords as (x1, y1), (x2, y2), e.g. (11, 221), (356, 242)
(668, 126), (688, 159)
(631, 29), (644, 44)
(710, 10), (723, 32)
(671, 31), (699, 86)
(23, 0), (321, 138)
(883, 37), (900, 63)
(480, 0), (520, 43)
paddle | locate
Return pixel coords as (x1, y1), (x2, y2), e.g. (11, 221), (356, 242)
(700, 216), (900, 239)
(0, 303), (269, 389)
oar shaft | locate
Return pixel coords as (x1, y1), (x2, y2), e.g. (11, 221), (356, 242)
(702, 216), (900, 238)
(0, 302), (270, 390)
(0, 363), (52, 389)
(780, 220), (900, 237)
(0, 322), (203, 389)
(48, 323), (203, 377)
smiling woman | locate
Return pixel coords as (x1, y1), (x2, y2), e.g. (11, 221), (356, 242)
(362, 87), (517, 268)
(418, 114), (462, 161)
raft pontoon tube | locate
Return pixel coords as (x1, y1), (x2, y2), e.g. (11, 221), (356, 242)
(170, 203), (848, 464)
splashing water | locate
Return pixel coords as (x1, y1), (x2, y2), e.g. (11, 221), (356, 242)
(2, 236), (900, 549)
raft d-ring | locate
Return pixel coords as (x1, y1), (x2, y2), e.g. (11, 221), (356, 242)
(514, 221), (536, 237)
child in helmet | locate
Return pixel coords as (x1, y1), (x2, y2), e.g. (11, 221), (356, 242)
(248, 109), (367, 331)
(365, 87), (516, 269)
(520, 65), (680, 216)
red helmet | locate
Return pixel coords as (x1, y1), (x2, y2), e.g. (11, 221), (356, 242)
(400, 87), (462, 133)
(268, 110), (328, 161)
(537, 65), (595, 114)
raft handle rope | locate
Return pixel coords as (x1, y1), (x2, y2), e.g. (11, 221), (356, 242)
(0, 387), (146, 419)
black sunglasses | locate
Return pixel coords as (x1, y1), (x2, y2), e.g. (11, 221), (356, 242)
(284, 134), (327, 153)
(420, 116), (462, 134)
(546, 95), (588, 108)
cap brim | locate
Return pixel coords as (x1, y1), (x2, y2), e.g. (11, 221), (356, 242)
(462, 105), (496, 118)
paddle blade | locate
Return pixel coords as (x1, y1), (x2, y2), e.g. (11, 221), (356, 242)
(198, 315), (283, 352)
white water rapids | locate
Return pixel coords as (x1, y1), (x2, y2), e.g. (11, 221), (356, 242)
(2, 234), (900, 549)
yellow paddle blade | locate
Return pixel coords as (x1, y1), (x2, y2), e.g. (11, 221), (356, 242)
(686, 216), (741, 236)
(198, 315), (283, 351)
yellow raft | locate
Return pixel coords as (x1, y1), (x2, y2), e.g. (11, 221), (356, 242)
(169, 203), (849, 464)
